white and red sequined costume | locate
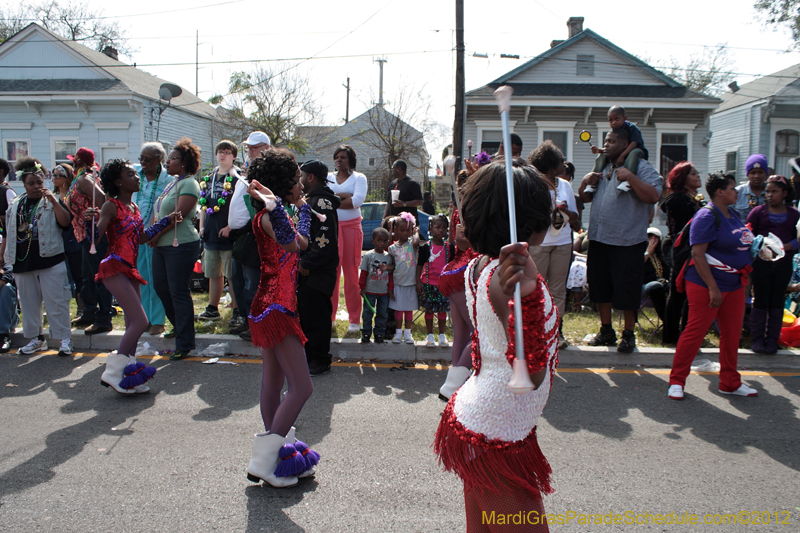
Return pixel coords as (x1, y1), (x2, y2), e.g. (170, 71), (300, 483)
(434, 257), (559, 496)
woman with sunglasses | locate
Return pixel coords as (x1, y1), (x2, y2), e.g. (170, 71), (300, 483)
(527, 141), (580, 349)
(52, 163), (83, 311)
(746, 174), (800, 353)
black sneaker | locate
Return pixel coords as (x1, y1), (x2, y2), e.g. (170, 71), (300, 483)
(238, 328), (251, 341)
(617, 329), (636, 353)
(228, 309), (244, 328)
(360, 333), (371, 344)
(589, 325), (617, 346)
(374, 335), (384, 344)
(197, 307), (221, 321)
(309, 362), (331, 375)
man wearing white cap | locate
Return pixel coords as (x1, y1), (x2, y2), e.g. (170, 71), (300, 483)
(228, 132), (271, 341)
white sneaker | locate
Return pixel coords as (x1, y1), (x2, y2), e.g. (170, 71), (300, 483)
(719, 384), (758, 397)
(392, 330), (402, 344)
(438, 334), (449, 348)
(668, 384), (684, 400)
(404, 329), (414, 344)
(425, 334), (436, 347)
(19, 338), (47, 355)
(58, 339), (73, 357)
(346, 323), (360, 334)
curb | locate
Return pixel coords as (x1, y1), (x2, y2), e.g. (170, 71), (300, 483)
(9, 331), (800, 369)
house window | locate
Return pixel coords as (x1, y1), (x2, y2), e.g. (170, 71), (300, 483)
(725, 151), (737, 172)
(543, 131), (568, 156)
(5, 140), (31, 181)
(480, 130), (502, 155)
(51, 138), (78, 167)
(774, 129), (800, 178)
(659, 133), (687, 177)
(369, 158), (375, 167)
(577, 55), (594, 76)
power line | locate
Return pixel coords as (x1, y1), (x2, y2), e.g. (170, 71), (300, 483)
(5, 0), (247, 21)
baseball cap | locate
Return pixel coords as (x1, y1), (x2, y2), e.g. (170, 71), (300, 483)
(646, 227), (662, 239)
(300, 160), (330, 182)
(243, 131), (271, 146)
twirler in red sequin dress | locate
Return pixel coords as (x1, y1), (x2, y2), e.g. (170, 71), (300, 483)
(95, 198), (146, 285)
(248, 209), (307, 348)
(438, 209), (479, 298)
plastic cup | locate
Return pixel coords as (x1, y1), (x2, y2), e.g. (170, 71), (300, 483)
(391, 190), (400, 203)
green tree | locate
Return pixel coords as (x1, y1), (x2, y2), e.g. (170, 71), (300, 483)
(755, 0), (800, 47)
(209, 66), (322, 155)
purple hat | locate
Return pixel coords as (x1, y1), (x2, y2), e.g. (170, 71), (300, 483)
(746, 154), (768, 174)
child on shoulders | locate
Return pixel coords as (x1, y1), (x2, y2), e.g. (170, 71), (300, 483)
(592, 105), (649, 175)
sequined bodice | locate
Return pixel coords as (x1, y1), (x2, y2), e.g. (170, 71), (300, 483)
(453, 257), (556, 442)
(106, 198), (143, 267)
(251, 210), (300, 315)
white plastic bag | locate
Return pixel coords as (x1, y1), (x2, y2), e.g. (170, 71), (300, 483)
(135, 342), (157, 356)
(199, 342), (230, 357)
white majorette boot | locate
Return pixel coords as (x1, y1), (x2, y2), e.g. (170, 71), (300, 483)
(438, 366), (472, 401)
(100, 352), (135, 395)
(127, 355), (157, 394)
(247, 433), (299, 488)
(285, 427), (319, 478)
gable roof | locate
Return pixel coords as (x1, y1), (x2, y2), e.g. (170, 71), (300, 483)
(467, 28), (718, 105)
(715, 63), (800, 113)
(0, 23), (217, 119)
(493, 28), (681, 88)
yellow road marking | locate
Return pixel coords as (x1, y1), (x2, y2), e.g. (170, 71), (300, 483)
(31, 352), (799, 376)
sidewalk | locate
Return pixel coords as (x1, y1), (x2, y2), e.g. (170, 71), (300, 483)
(11, 329), (800, 369)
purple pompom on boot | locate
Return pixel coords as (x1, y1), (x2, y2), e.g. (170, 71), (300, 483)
(274, 443), (307, 478)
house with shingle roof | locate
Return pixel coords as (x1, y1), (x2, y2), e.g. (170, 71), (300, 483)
(0, 23), (222, 191)
(463, 17), (720, 225)
(708, 64), (800, 181)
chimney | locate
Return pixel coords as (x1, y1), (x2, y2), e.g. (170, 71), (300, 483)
(567, 17), (584, 38)
(101, 46), (119, 61)
(550, 40), (565, 49)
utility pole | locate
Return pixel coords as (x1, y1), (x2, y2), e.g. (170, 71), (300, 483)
(343, 77), (350, 123)
(375, 58), (387, 107)
(196, 30), (199, 95)
(453, 0), (465, 174)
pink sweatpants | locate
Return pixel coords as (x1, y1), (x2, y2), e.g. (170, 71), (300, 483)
(331, 217), (363, 324)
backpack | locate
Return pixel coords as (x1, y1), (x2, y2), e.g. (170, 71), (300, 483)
(671, 205), (721, 289)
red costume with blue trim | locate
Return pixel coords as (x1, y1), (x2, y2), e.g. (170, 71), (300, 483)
(95, 198), (146, 285)
(249, 209), (307, 348)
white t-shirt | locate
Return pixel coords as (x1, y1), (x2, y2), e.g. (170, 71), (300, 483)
(540, 177), (578, 247)
(328, 171), (367, 222)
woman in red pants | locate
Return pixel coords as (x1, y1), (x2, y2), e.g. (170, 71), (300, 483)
(327, 145), (367, 333)
(669, 171), (758, 400)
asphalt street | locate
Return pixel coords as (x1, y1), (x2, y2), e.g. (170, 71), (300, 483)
(0, 352), (798, 532)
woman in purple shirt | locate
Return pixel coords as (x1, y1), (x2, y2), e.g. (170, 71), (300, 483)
(747, 175), (800, 354)
(668, 172), (758, 400)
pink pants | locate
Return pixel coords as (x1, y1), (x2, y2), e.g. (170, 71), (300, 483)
(669, 280), (744, 392)
(331, 217), (363, 324)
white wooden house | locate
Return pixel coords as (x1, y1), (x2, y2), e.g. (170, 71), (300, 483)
(708, 64), (800, 181)
(0, 23), (222, 192)
(461, 17), (720, 225)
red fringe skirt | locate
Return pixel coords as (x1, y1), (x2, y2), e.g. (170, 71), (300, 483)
(249, 308), (307, 349)
(434, 395), (554, 497)
(95, 257), (146, 285)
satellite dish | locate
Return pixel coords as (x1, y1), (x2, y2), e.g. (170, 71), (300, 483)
(158, 83), (182, 101)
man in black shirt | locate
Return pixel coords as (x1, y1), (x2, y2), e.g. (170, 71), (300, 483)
(383, 160), (423, 219)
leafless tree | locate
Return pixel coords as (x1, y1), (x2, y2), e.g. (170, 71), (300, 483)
(662, 45), (735, 97)
(209, 65), (324, 155)
(755, 0), (800, 48)
(0, 1), (134, 57)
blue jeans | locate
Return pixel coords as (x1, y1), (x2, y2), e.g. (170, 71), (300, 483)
(361, 293), (389, 338)
(152, 241), (200, 351)
(231, 257), (259, 321)
(0, 283), (19, 335)
(80, 236), (113, 327)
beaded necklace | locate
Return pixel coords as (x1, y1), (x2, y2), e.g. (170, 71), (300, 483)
(155, 174), (191, 216)
(138, 166), (163, 225)
(199, 168), (233, 215)
(16, 194), (40, 262)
